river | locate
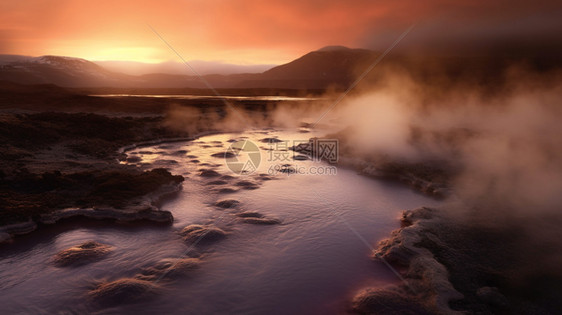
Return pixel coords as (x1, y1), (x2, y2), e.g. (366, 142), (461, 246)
(0, 128), (439, 314)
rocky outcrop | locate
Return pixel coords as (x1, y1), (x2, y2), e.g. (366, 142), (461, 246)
(352, 286), (435, 315)
(352, 207), (464, 315)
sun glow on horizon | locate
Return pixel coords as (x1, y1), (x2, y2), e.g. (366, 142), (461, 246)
(44, 46), (168, 64)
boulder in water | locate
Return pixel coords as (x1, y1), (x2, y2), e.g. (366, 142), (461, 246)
(236, 211), (263, 218)
(199, 169), (221, 177)
(211, 152), (236, 158)
(180, 224), (226, 244)
(260, 137), (283, 143)
(89, 278), (158, 306)
(241, 217), (281, 225)
(54, 241), (112, 267)
(136, 257), (200, 281)
(351, 286), (434, 315)
(214, 199), (240, 209)
(217, 187), (238, 194)
(206, 180), (228, 185)
(234, 180), (260, 190)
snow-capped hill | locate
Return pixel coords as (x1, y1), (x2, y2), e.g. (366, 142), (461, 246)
(0, 54), (129, 86)
(30, 55), (110, 76)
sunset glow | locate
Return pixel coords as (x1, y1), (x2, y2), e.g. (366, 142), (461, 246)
(1, 0), (561, 64)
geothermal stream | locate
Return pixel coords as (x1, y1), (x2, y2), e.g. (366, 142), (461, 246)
(0, 128), (439, 314)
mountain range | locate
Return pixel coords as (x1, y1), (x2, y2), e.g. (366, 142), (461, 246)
(0, 47), (379, 89)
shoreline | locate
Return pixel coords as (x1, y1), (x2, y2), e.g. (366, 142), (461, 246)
(352, 206), (562, 314)
(0, 129), (237, 244)
(0, 181), (182, 244)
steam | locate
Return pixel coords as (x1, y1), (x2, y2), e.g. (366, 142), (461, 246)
(164, 67), (562, 219)
(163, 62), (562, 304)
(327, 68), (562, 219)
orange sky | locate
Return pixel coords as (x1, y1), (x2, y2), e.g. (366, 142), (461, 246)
(1, 0), (560, 65)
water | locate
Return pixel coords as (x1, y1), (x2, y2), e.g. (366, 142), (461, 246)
(0, 128), (439, 314)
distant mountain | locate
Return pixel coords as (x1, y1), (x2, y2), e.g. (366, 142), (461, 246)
(94, 60), (275, 76)
(0, 55), (132, 87)
(251, 46), (378, 89)
(0, 47), (380, 89)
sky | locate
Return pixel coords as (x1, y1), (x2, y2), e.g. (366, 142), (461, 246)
(1, 0), (560, 66)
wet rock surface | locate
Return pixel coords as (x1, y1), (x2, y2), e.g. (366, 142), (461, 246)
(89, 278), (159, 306)
(211, 152), (235, 158)
(136, 257), (201, 281)
(240, 217), (281, 225)
(54, 241), (112, 267)
(198, 169), (221, 177)
(214, 199), (240, 209)
(259, 137), (283, 143)
(352, 286), (435, 315)
(206, 180), (228, 185)
(234, 180), (260, 190)
(217, 188), (238, 194)
(180, 224), (227, 244)
(235, 211), (280, 225)
(356, 206), (562, 315)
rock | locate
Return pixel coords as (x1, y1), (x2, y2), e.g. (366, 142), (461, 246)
(89, 278), (158, 306)
(241, 217), (281, 225)
(199, 169), (221, 177)
(351, 286), (434, 315)
(371, 207), (465, 314)
(172, 150), (188, 155)
(206, 180), (228, 185)
(258, 174), (273, 181)
(136, 257), (200, 281)
(214, 199), (240, 209)
(292, 155), (309, 160)
(217, 188), (238, 194)
(259, 137), (283, 143)
(180, 224), (226, 244)
(236, 211), (263, 218)
(476, 286), (509, 308)
(54, 241), (112, 267)
(236, 210), (280, 224)
(190, 159), (200, 163)
(234, 180), (260, 189)
(211, 152), (236, 158)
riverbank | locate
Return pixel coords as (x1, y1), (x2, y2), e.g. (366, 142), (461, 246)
(0, 110), (195, 242)
(351, 206), (562, 314)
(292, 135), (457, 198)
